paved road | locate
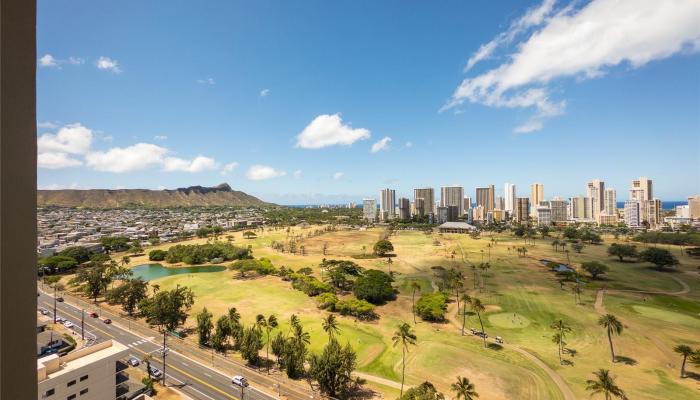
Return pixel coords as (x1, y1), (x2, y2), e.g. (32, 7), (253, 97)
(39, 291), (276, 400)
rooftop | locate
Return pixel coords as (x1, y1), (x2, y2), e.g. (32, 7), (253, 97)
(37, 339), (128, 382)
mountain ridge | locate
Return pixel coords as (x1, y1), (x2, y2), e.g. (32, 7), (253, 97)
(37, 183), (271, 208)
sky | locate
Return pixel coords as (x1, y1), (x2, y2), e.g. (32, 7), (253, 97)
(37, 0), (700, 204)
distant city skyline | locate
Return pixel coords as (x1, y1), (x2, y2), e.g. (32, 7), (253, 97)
(37, 1), (700, 203)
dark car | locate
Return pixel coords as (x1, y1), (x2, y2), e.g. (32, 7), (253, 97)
(89, 312), (98, 318)
(103, 318), (112, 324)
(56, 297), (64, 302)
(128, 357), (140, 367)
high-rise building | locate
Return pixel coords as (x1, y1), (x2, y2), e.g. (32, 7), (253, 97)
(38, 340), (129, 400)
(472, 205), (485, 222)
(536, 205), (551, 226)
(414, 198), (426, 217)
(643, 198), (662, 229)
(475, 185), (495, 212)
(398, 197), (410, 220)
(530, 183), (544, 217)
(630, 177), (653, 201)
(440, 186), (465, 216)
(414, 188), (435, 215)
(515, 197), (530, 223)
(603, 188), (617, 216)
(362, 199), (377, 221)
(624, 200), (641, 228)
(504, 183), (516, 214)
(495, 196), (505, 211)
(688, 196), (700, 220)
(586, 179), (605, 221)
(463, 197), (472, 214)
(570, 196), (591, 220)
(549, 197), (568, 222)
(379, 188), (396, 221)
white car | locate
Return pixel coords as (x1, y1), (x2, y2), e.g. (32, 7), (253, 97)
(231, 375), (249, 387)
(63, 321), (74, 328)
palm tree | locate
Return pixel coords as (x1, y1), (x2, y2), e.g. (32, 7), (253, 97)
(550, 319), (572, 364)
(470, 298), (487, 347)
(411, 281), (421, 323)
(673, 344), (694, 378)
(551, 239), (560, 252)
(392, 322), (417, 399)
(598, 314), (623, 362)
(585, 369), (627, 399)
(460, 294), (472, 336)
(143, 353), (153, 379)
(257, 314), (278, 374)
(451, 376), (479, 400)
(322, 314), (340, 341)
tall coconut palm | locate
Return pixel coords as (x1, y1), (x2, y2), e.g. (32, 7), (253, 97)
(551, 239), (560, 252)
(585, 369), (627, 399)
(460, 294), (472, 336)
(451, 376), (479, 400)
(470, 298), (486, 347)
(322, 314), (340, 341)
(411, 281), (421, 323)
(550, 319), (572, 364)
(673, 344), (694, 378)
(392, 322), (417, 399)
(598, 314), (623, 363)
(257, 314), (278, 374)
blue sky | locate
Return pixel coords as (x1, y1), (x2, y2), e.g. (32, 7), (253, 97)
(37, 0), (700, 204)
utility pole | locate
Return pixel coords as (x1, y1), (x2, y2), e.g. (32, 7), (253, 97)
(81, 309), (85, 340)
(53, 285), (57, 324)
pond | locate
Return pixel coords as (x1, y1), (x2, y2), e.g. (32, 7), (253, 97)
(131, 263), (226, 281)
(539, 259), (575, 273)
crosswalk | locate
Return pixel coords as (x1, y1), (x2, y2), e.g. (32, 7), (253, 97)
(127, 338), (150, 348)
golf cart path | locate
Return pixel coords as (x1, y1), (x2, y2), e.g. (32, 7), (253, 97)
(353, 372), (403, 390)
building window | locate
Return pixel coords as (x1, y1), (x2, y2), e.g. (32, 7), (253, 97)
(79, 375), (88, 381)
(67, 395), (76, 400)
(79, 388), (88, 395)
(44, 388), (55, 397)
(67, 380), (76, 387)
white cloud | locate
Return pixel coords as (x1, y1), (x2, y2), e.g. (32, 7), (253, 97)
(371, 136), (392, 153)
(37, 121), (58, 129)
(405, 141), (413, 148)
(446, 0), (700, 132)
(96, 56), (122, 73)
(333, 172), (344, 180)
(85, 143), (168, 173)
(66, 57), (85, 65)
(197, 78), (215, 85)
(37, 152), (83, 169)
(39, 54), (58, 67)
(154, 135), (168, 141)
(246, 165), (286, 180)
(293, 170), (302, 179)
(465, 0), (557, 71)
(38, 123), (93, 155)
(163, 156), (218, 173)
(39, 183), (82, 190)
(220, 161), (239, 176)
(295, 113), (371, 149)
(260, 88), (270, 97)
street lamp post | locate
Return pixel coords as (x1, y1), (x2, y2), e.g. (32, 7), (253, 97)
(53, 285), (57, 324)
(81, 309), (85, 340)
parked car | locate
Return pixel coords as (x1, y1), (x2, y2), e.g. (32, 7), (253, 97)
(89, 312), (98, 318)
(128, 357), (140, 367)
(63, 321), (74, 328)
(56, 297), (64, 302)
(38, 308), (49, 315)
(55, 316), (66, 323)
(495, 336), (504, 344)
(231, 375), (249, 387)
(156, 347), (170, 356)
(103, 318), (112, 324)
(148, 366), (162, 378)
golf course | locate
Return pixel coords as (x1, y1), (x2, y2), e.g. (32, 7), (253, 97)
(117, 224), (700, 399)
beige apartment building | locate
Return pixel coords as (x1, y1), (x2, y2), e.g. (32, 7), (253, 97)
(37, 340), (129, 400)
(530, 183), (544, 217)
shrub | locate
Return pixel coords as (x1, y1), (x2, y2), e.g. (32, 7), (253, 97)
(335, 299), (377, 320)
(415, 292), (449, 321)
(353, 269), (395, 304)
(315, 292), (338, 310)
(148, 249), (168, 261)
(290, 273), (334, 296)
(229, 258), (277, 276)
